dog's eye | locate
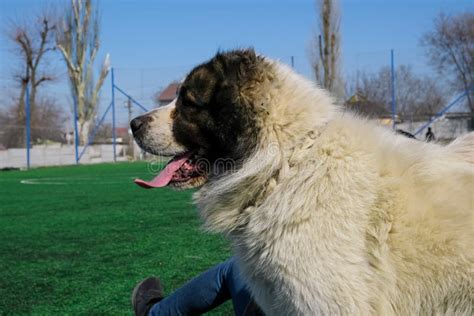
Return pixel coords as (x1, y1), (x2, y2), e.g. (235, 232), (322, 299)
(182, 99), (192, 107)
(178, 88), (203, 109)
(182, 98), (200, 108)
(176, 99), (197, 118)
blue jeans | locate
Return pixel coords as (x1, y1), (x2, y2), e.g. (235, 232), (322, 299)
(149, 258), (252, 316)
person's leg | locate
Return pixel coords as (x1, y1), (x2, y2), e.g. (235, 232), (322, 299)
(148, 257), (252, 316)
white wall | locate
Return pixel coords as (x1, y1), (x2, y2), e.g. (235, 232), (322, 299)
(0, 144), (127, 169)
(397, 117), (471, 142)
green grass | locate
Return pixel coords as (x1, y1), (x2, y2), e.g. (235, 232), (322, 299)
(0, 162), (232, 315)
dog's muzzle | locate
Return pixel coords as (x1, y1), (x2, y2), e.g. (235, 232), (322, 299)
(130, 115), (153, 137)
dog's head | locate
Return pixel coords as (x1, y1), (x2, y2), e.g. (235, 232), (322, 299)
(132, 49), (267, 189)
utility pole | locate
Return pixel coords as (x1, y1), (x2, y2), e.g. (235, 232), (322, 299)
(291, 56), (295, 68)
(126, 97), (134, 159)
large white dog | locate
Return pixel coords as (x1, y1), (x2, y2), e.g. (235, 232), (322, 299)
(132, 49), (473, 315)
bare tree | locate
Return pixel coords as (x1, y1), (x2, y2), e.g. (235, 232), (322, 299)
(32, 97), (66, 144)
(309, 0), (343, 99)
(421, 12), (474, 114)
(0, 98), (65, 148)
(347, 65), (446, 120)
(94, 122), (112, 144)
(5, 12), (56, 147)
(56, 0), (110, 145)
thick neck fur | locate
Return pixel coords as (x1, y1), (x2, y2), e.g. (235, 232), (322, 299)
(194, 60), (339, 234)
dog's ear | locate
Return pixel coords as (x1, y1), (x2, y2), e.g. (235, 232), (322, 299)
(183, 49), (258, 107)
(236, 48), (258, 81)
(217, 48), (258, 82)
(183, 67), (217, 107)
(235, 49), (257, 80)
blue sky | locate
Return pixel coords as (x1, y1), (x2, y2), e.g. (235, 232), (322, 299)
(0, 0), (472, 126)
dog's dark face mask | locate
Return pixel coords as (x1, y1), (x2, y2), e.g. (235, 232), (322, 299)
(133, 49), (263, 189)
(173, 49), (261, 162)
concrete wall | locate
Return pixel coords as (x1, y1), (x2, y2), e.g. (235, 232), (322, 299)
(0, 144), (127, 169)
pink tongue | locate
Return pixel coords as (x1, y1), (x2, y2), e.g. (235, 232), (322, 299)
(134, 153), (191, 189)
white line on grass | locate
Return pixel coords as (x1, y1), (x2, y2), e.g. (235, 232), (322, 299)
(20, 176), (141, 185)
(20, 178), (66, 185)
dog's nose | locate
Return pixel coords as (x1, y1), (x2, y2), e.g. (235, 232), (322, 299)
(130, 117), (143, 134)
(130, 116), (151, 134)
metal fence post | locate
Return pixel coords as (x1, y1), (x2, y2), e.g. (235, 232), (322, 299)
(391, 49), (396, 130)
(111, 67), (117, 162)
(25, 83), (31, 169)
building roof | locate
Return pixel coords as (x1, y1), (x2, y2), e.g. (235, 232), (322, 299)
(115, 127), (129, 137)
(158, 82), (181, 102)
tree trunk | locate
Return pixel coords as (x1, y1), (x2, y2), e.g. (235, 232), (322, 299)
(311, 0), (342, 99)
(79, 120), (91, 146)
(29, 75), (37, 126)
(15, 84), (27, 148)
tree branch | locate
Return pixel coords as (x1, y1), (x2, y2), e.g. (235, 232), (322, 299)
(33, 75), (55, 88)
(57, 44), (78, 74)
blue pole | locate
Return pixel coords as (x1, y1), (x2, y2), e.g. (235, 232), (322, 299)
(390, 49), (396, 130)
(25, 83), (31, 169)
(72, 94), (80, 164)
(111, 67), (117, 162)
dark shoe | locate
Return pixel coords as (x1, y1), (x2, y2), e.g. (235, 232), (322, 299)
(131, 277), (164, 316)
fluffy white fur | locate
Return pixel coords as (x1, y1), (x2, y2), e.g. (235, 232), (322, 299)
(194, 60), (473, 315)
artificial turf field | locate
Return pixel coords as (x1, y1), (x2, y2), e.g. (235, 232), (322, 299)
(0, 162), (233, 315)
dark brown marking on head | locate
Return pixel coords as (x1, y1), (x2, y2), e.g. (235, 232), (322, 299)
(172, 49), (264, 163)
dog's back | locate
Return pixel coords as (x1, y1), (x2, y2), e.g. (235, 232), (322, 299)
(447, 132), (474, 164)
(367, 127), (473, 315)
(234, 117), (473, 315)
